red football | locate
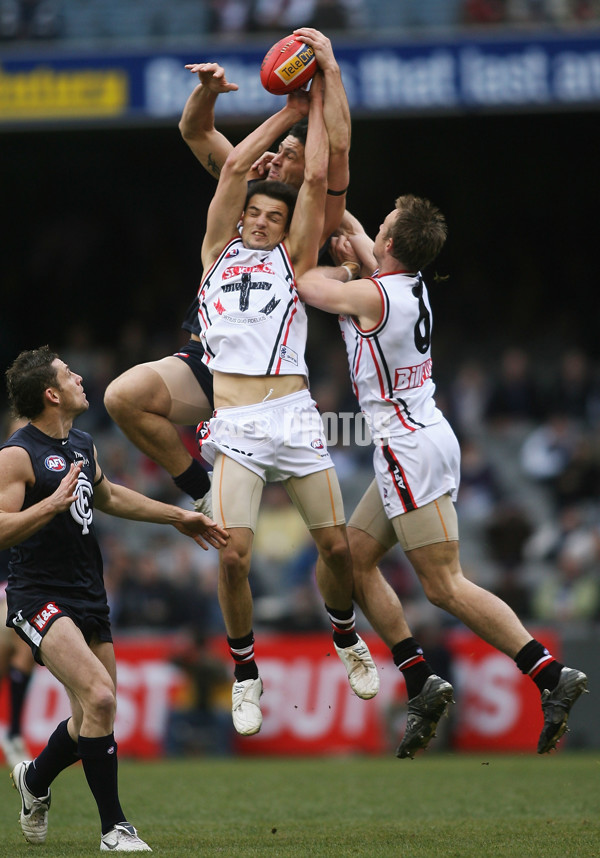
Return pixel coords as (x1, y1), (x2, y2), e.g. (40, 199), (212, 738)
(260, 34), (317, 95)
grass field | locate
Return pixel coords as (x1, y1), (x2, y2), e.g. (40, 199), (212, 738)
(1, 752), (598, 857)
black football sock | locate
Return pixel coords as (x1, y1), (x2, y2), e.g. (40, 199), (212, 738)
(78, 733), (125, 835)
(26, 719), (79, 797)
(8, 666), (33, 737)
(228, 632), (259, 681)
(172, 458), (211, 500)
(326, 604), (359, 648)
(515, 639), (563, 693)
(392, 638), (434, 700)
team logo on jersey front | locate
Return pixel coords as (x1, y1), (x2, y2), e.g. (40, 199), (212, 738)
(45, 455), (67, 472)
(70, 472), (93, 535)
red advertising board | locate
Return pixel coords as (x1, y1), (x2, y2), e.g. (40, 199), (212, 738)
(0, 629), (559, 760)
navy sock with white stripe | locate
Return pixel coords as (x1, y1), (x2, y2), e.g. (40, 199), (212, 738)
(326, 604), (359, 648)
(228, 631), (259, 681)
(392, 637), (433, 700)
(515, 639), (563, 693)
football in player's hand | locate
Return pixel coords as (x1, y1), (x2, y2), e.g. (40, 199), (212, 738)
(260, 34), (318, 95)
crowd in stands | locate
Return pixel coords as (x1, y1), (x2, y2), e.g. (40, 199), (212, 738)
(3, 327), (599, 640)
(1, 0), (599, 43)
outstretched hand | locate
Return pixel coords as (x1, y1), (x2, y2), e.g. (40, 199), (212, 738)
(52, 462), (83, 513)
(173, 511), (229, 551)
(250, 151), (276, 179)
(185, 62), (239, 93)
(293, 27), (337, 74)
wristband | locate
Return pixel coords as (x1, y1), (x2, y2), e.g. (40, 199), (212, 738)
(341, 262), (360, 282)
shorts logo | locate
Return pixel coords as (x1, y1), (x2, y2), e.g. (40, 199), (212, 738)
(45, 455), (67, 472)
(31, 602), (61, 631)
(310, 438), (325, 450)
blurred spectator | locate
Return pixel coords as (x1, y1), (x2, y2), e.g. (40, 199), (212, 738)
(492, 565), (533, 619)
(463, 0), (508, 23)
(114, 552), (181, 630)
(447, 359), (490, 440)
(531, 513), (600, 623)
(308, 0), (351, 28)
(542, 348), (600, 427)
(484, 500), (535, 619)
(484, 499), (534, 570)
(484, 347), (544, 431)
(456, 437), (503, 524)
(0, 0), (63, 40)
(165, 629), (233, 756)
(552, 435), (600, 511)
(520, 412), (579, 484)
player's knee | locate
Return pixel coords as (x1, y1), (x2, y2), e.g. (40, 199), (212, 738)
(220, 544), (251, 583)
(318, 534), (351, 574)
(103, 375), (130, 420)
(88, 682), (117, 723)
(420, 571), (458, 610)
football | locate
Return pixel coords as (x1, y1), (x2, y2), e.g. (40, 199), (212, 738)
(260, 34), (317, 95)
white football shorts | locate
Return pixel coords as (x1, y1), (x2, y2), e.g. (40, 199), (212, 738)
(197, 389), (333, 482)
(373, 416), (461, 520)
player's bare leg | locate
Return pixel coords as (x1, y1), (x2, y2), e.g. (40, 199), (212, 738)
(311, 525), (379, 700)
(407, 540), (531, 656)
(348, 526), (413, 648)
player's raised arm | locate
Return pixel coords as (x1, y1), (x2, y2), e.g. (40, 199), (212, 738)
(92, 450), (228, 551)
(297, 261), (383, 328)
(201, 91), (309, 269)
(179, 62), (239, 179)
(294, 28), (351, 242)
(285, 73), (329, 276)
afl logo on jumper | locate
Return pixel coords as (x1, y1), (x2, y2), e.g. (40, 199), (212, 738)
(45, 455), (67, 472)
(70, 472), (94, 535)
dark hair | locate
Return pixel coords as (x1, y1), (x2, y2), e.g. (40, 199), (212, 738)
(5, 345), (59, 420)
(245, 180), (298, 229)
(388, 195), (448, 271)
(288, 117), (308, 148)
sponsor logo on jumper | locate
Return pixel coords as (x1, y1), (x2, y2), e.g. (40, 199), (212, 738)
(214, 298), (225, 315)
(74, 450), (90, 467)
(279, 344), (298, 364)
(45, 455), (67, 472)
(31, 602), (61, 631)
(394, 358), (432, 390)
(222, 263), (275, 280)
